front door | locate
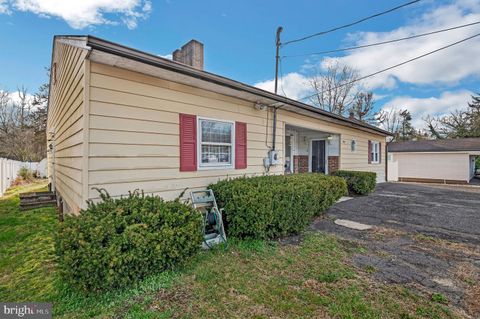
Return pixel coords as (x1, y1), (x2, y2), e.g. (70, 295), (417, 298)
(311, 140), (326, 173)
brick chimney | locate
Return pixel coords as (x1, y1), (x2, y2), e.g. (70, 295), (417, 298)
(172, 40), (204, 70)
(349, 110), (355, 119)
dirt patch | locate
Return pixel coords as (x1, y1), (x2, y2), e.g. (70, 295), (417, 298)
(149, 281), (195, 316)
(228, 287), (251, 302)
(454, 263), (480, 317)
(303, 278), (328, 294)
(369, 226), (408, 240)
(464, 283), (480, 317)
(413, 234), (480, 259)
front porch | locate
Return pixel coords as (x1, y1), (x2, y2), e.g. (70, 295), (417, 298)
(284, 124), (340, 175)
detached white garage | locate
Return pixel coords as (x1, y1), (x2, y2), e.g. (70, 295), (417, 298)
(387, 138), (480, 184)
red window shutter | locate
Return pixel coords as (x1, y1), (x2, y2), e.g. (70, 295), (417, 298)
(179, 113), (197, 171)
(368, 140), (372, 164)
(379, 142), (382, 163)
(235, 122), (247, 169)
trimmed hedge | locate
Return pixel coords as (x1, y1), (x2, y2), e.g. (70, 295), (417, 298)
(332, 170), (376, 195)
(55, 190), (203, 292)
(209, 173), (347, 239)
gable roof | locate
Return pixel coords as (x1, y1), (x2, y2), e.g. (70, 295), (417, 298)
(52, 35), (391, 136)
(388, 138), (480, 153)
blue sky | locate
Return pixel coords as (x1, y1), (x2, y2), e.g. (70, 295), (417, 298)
(1, 0), (479, 128)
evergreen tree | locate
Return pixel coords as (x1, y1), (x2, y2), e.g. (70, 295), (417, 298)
(467, 92), (480, 137)
(398, 110), (416, 141)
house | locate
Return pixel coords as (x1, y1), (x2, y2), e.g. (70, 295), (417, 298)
(47, 36), (390, 214)
(387, 138), (480, 184)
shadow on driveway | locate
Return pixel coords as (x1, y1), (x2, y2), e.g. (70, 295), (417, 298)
(311, 183), (480, 317)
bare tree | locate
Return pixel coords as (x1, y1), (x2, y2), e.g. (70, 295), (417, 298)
(0, 89), (16, 158)
(377, 108), (402, 135)
(0, 68), (50, 161)
(0, 87), (46, 161)
(309, 61), (359, 115)
(350, 92), (377, 124)
(425, 110), (472, 139)
(0, 90), (13, 133)
(423, 93), (480, 139)
(16, 86), (31, 128)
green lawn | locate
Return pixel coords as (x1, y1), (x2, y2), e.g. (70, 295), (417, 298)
(0, 182), (458, 318)
(0, 180), (57, 302)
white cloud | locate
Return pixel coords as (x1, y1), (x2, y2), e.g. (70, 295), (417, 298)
(159, 53), (172, 60)
(0, 0), (152, 29)
(0, 90), (38, 110)
(327, 1), (480, 89)
(254, 0), (480, 128)
(254, 72), (312, 100)
(9, 90), (34, 105)
(0, 0), (10, 13)
(380, 90), (473, 129)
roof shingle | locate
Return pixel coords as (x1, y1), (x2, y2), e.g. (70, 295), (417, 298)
(388, 138), (480, 152)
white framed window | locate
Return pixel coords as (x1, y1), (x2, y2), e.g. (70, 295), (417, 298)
(198, 117), (235, 169)
(371, 141), (380, 164)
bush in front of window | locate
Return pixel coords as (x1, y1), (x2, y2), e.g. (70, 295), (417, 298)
(55, 190), (203, 292)
(209, 174), (348, 239)
(332, 170), (376, 195)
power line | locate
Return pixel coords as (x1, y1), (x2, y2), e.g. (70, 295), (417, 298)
(282, 0), (421, 46)
(296, 32), (480, 102)
(283, 21), (480, 58)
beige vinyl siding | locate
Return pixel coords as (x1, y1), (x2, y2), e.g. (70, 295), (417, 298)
(47, 42), (88, 213)
(394, 152), (470, 182)
(87, 62), (282, 200)
(87, 62), (386, 201)
(338, 132), (386, 182)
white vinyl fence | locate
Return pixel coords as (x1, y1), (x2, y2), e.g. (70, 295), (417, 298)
(0, 158), (39, 197)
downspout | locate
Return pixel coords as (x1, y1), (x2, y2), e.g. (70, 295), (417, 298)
(48, 130), (56, 192)
(272, 106), (277, 151)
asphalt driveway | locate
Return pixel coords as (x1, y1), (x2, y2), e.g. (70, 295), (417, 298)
(311, 183), (480, 317)
(322, 182), (480, 245)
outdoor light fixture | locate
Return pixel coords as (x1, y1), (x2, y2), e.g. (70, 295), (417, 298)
(351, 139), (357, 152)
(254, 102), (267, 111)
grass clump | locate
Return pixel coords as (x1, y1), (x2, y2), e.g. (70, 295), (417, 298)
(431, 293), (449, 304)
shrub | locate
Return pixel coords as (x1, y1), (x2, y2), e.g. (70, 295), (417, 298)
(55, 190), (203, 292)
(18, 167), (34, 181)
(332, 170), (376, 195)
(209, 174), (347, 239)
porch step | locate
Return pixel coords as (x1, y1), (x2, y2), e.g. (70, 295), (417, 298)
(19, 191), (56, 211)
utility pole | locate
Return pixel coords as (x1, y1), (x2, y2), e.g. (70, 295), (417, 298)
(274, 26), (283, 94)
(272, 26), (283, 152)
